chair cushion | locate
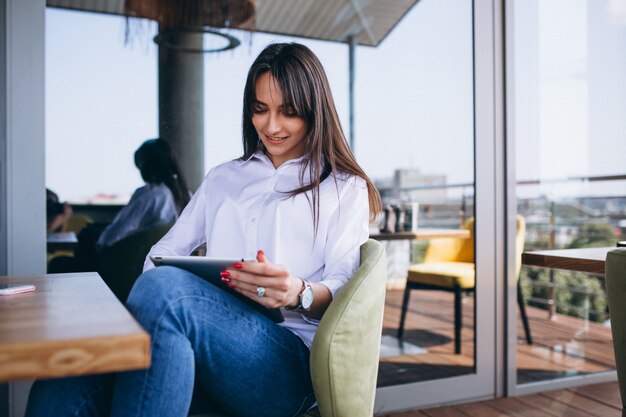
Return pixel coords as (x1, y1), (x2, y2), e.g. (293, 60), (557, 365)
(407, 261), (475, 288)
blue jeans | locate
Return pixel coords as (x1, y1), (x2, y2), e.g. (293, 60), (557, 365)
(25, 266), (315, 417)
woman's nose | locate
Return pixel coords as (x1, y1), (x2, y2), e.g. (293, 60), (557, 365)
(266, 112), (281, 134)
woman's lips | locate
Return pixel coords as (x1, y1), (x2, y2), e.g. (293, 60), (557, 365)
(266, 135), (288, 144)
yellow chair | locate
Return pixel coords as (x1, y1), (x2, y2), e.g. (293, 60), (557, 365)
(397, 216), (532, 354)
(63, 213), (93, 234)
(47, 214), (95, 264)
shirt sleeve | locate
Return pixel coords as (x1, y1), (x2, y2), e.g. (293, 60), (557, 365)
(317, 176), (370, 298)
(143, 171), (212, 272)
(96, 188), (146, 251)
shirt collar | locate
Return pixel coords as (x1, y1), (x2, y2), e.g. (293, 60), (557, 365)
(240, 149), (308, 169)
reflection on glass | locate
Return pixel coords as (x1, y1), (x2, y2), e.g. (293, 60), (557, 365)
(514, 0), (625, 385)
(362, 0), (475, 387)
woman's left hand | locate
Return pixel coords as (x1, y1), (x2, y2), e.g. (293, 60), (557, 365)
(224, 250), (303, 309)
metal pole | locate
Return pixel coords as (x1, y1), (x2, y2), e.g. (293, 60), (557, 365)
(348, 35), (356, 152)
(158, 27), (205, 192)
(548, 200), (557, 319)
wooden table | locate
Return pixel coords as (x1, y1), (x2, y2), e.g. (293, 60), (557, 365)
(522, 247), (614, 275)
(0, 272), (150, 381)
(370, 228), (470, 241)
(47, 231), (78, 252)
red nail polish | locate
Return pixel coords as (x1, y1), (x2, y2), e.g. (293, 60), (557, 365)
(258, 250), (265, 256)
(227, 283), (235, 289)
(220, 271), (231, 277)
(233, 262), (243, 269)
(220, 277), (230, 283)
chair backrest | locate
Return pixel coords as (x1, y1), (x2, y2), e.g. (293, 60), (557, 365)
(97, 224), (172, 302)
(605, 248), (626, 409)
(515, 215), (526, 277)
(422, 216), (525, 273)
(63, 213), (93, 234)
(423, 217), (475, 263)
(309, 239), (387, 417)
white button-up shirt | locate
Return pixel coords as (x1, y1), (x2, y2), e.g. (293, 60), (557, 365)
(144, 150), (370, 347)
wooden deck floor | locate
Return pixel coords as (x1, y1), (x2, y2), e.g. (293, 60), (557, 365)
(379, 381), (624, 417)
(378, 288), (615, 387)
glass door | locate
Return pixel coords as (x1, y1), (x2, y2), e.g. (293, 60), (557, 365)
(506, 0), (624, 395)
(373, 0), (503, 411)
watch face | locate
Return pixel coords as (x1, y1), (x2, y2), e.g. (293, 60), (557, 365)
(301, 286), (314, 310)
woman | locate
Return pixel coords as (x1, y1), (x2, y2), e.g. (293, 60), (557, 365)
(26, 42), (382, 417)
(48, 139), (190, 274)
(96, 138), (190, 250)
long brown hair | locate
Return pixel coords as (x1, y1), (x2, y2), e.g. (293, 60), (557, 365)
(134, 138), (191, 214)
(242, 43), (382, 229)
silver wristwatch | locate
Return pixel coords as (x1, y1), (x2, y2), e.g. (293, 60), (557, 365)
(287, 279), (314, 311)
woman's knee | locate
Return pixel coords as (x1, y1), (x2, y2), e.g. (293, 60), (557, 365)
(125, 266), (203, 324)
(125, 267), (173, 317)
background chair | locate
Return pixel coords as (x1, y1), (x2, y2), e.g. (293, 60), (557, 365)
(397, 215), (532, 354)
(47, 213), (95, 264)
(97, 223), (171, 302)
(190, 239), (387, 417)
(63, 213), (93, 234)
(605, 247), (626, 414)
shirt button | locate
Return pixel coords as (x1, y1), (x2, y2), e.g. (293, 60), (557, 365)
(250, 218), (256, 223)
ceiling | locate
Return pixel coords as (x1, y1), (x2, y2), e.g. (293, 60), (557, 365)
(46, 0), (420, 47)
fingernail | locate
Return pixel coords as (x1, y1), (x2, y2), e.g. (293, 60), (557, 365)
(227, 283), (235, 289)
(233, 262), (243, 269)
(220, 277), (230, 283)
(220, 271), (231, 277)
(258, 250), (265, 256)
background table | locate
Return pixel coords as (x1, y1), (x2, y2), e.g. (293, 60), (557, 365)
(46, 231), (78, 252)
(522, 247), (613, 275)
(0, 272), (150, 381)
(370, 228), (470, 241)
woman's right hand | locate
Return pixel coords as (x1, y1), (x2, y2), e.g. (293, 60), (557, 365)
(223, 250), (303, 309)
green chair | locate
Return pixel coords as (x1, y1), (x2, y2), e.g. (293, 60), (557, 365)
(604, 247), (626, 414)
(190, 239), (387, 417)
(97, 224), (172, 302)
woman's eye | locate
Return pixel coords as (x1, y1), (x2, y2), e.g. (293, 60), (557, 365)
(252, 107), (267, 114)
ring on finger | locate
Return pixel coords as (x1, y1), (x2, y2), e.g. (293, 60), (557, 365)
(257, 286), (266, 298)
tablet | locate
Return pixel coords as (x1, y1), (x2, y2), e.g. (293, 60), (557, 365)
(150, 255), (284, 323)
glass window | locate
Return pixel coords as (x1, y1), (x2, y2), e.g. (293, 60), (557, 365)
(513, 0), (625, 385)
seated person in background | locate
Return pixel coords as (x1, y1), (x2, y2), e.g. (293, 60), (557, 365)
(48, 139), (190, 273)
(46, 188), (72, 235)
(95, 138), (190, 251)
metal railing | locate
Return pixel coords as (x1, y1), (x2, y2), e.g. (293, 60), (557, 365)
(382, 173), (626, 323)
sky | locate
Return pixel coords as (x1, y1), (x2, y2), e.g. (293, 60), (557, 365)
(45, 0), (626, 203)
